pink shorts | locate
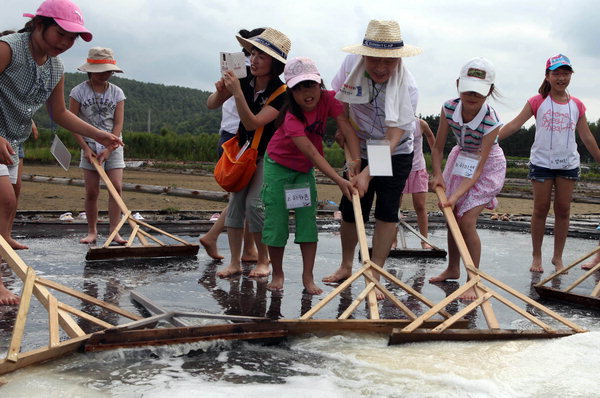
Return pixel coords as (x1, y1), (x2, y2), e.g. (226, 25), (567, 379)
(402, 168), (429, 194)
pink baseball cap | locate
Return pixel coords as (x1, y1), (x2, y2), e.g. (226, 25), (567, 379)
(23, 0), (92, 42)
(546, 54), (572, 71)
(284, 57), (321, 88)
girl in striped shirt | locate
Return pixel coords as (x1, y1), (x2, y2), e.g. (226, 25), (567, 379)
(428, 57), (506, 301)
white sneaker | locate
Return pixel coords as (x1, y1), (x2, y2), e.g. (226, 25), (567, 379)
(132, 212), (144, 220)
(59, 212), (74, 221)
(78, 212), (87, 220)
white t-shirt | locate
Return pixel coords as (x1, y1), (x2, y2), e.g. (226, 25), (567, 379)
(331, 54), (419, 156)
(70, 81), (126, 143)
(220, 96), (240, 134)
(528, 94), (585, 169)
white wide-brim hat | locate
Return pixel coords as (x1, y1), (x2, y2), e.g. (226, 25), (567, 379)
(342, 20), (422, 58)
(236, 27), (291, 64)
(77, 47), (123, 73)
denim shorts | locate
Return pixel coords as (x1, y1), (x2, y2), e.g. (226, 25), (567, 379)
(528, 163), (580, 182)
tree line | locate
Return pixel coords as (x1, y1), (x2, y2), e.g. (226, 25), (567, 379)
(30, 73), (600, 162)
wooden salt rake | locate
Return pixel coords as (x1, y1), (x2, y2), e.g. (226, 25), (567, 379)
(387, 219), (447, 258)
(0, 235), (142, 375)
(535, 246), (600, 309)
(85, 157), (199, 260)
(388, 186), (586, 343)
(299, 183), (462, 325)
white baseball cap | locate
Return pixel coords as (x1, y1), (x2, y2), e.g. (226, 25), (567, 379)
(458, 57), (495, 97)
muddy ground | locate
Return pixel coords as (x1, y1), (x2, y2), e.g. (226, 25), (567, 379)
(17, 164), (600, 217)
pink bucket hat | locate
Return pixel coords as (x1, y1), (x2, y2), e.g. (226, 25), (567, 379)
(284, 57), (321, 88)
(23, 0), (92, 42)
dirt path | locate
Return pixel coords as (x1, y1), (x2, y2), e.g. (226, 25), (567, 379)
(18, 164), (600, 216)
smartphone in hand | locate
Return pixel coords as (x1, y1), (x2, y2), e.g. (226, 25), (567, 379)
(220, 52), (247, 79)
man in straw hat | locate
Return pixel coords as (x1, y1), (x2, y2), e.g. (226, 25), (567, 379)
(322, 20), (422, 297)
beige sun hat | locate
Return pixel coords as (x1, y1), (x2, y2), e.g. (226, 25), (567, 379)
(342, 20), (422, 58)
(236, 27), (291, 64)
(77, 47), (124, 73)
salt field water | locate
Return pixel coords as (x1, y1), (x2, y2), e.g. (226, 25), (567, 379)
(1, 228), (600, 397)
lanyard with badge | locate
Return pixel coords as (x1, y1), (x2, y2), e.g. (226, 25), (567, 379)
(452, 125), (480, 179)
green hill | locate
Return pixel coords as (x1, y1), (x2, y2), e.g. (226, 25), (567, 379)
(33, 73), (222, 135)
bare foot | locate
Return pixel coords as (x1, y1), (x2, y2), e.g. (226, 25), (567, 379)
(6, 238), (28, 250)
(200, 236), (224, 260)
(216, 264), (242, 278)
(79, 233), (97, 244)
(249, 262), (270, 278)
(302, 283), (323, 295)
(421, 242), (433, 249)
(267, 273), (284, 291)
(529, 259), (544, 273)
(0, 284), (19, 305)
(458, 286), (478, 301)
(375, 288), (385, 300)
(113, 234), (127, 245)
(582, 258), (600, 270)
(551, 258), (565, 273)
(429, 269), (460, 283)
(322, 267), (352, 284)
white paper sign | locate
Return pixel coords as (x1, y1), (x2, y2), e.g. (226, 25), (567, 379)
(220, 52), (247, 79)
(452, 151), (479, 178)
(50, 134), (71, 171)
(285, 186), (312, 209)
(366, 140), (393, 176)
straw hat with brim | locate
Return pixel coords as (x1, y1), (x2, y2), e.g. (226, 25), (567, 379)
(77, 47), (124, 73)
(236, 27), (291, 64)
(342, 20), (422, 58)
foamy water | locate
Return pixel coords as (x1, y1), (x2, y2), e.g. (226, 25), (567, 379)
(1, 230), (600, 397)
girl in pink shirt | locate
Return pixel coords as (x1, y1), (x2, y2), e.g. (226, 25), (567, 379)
(500, 54), (600, 273)
(262, 57), (360, 294)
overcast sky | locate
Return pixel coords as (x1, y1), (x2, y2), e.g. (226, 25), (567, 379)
(4, 0), (600, 126)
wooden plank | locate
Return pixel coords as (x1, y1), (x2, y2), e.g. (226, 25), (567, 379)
(398, 219), (445, 252)
(389, 328), (577, 345)
(431, 292), (494, 333)
(366, 261), (454, 319)
(85, 244), (199, 261)
(401, 278), (479, 333)
(300, 264), (368, 319)
(362, 270), (417, 320)
(48, 295), (59, 347)
(134, 218), (193, 245)
(102, 211), (131, 248)
(6, 267), (36, 362)
(537, 246), (600, 287)
(0, 335), (90, 376)
(398, 223), (407, 249)
(564, 262), (600, 293)
(57, 302), (114, 329)
(434, 187), (499, 328)
(36, 277), (141, 320)
(535, 286), (600, 310)
(279, 319), (469, 334)
(85, 323), (289, 352)
(339, 282), (376, 319)
(477, 270), (586, 332)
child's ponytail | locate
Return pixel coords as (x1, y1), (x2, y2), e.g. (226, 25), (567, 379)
(538, 74), (551, 98)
